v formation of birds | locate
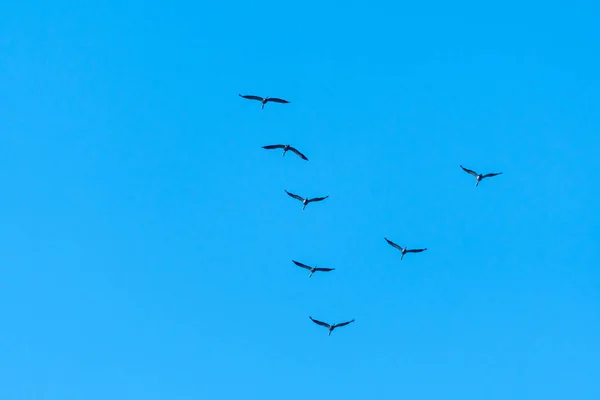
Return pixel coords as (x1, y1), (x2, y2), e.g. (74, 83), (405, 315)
(239, 93), (504, 336)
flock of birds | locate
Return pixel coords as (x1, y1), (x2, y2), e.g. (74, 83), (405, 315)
(239, 92), (504, 336)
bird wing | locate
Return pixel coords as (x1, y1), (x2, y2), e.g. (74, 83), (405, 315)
(289, 146), (308, 160)
(262, 144), (285, 150)
(309, 316), (331, 328)
(266, 97), (290, 104)
(406, 248), (427, 253)
(307, 195), (329, 203)
(292, 260), (312, 270)
(384, 237), (403, 251)
(460, 165), (479, 177)
(239, 94), (264, 101)
(285, 190), (304, 202)
(314, 267), (335, 272)
(333, 319), (355, 328)
(482, 172), (502, 179)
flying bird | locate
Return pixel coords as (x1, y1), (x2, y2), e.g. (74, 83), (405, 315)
(238, 94), (290, 109)
(460, 165), (503, 186)
(292, 260), (334, 278)
(384, 237), (427, 260)
(262, 144), (308, 160)
(285, 190), (329, 210)
(309, 316), (355, 336)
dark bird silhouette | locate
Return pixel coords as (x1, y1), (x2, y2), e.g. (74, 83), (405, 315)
(384, 237), (427, 260)
(262, 144), (308, 160)
(285, 190), (329, 210)
(460, 165), (503, 186)
(292, 260), (334, 278)
(238, 94), (290, 109)
(309, 316), (355, 336)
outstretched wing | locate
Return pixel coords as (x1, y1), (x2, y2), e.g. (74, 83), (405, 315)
(482, 172), (502, 179)
(309, 316), (331, 328)
(406, 248), (427, 253)
(333, 319), (355, 328)
(292, 260), (312, 270)
(460, 165), (479, 177)
(384, 237), (403, 251)
(307, 195), (329, 203)
(314, 267), (335, 272)
(289, 146), (308, 160)
(266, 97), (290, 104)
(262, 144), (285, 150)
(285, 190), (304, 202)
(239, 94), (264, 101)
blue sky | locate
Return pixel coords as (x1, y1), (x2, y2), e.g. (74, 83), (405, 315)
(1, 1), (599, 399)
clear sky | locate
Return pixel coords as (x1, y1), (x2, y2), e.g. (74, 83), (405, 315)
(1, 1), (599, 399)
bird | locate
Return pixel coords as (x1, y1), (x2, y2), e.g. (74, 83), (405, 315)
(292, 260), (334, 278)
(309, 316), (355, 336)
(384, 237), (427, 260)
(238, 94), (290, 109)
(262, 144), (308, 160)
(460, 165), (503, 186)
(285, 190), (329, 210)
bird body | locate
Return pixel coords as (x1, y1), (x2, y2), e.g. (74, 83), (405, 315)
(285, 190), (329, 210)
(262, 144), (308, 160)
(239, 94), (290, 109)
(384, 237), (427, 260)
(460, 165), (503, 186)
(309, 316), (355, 336)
